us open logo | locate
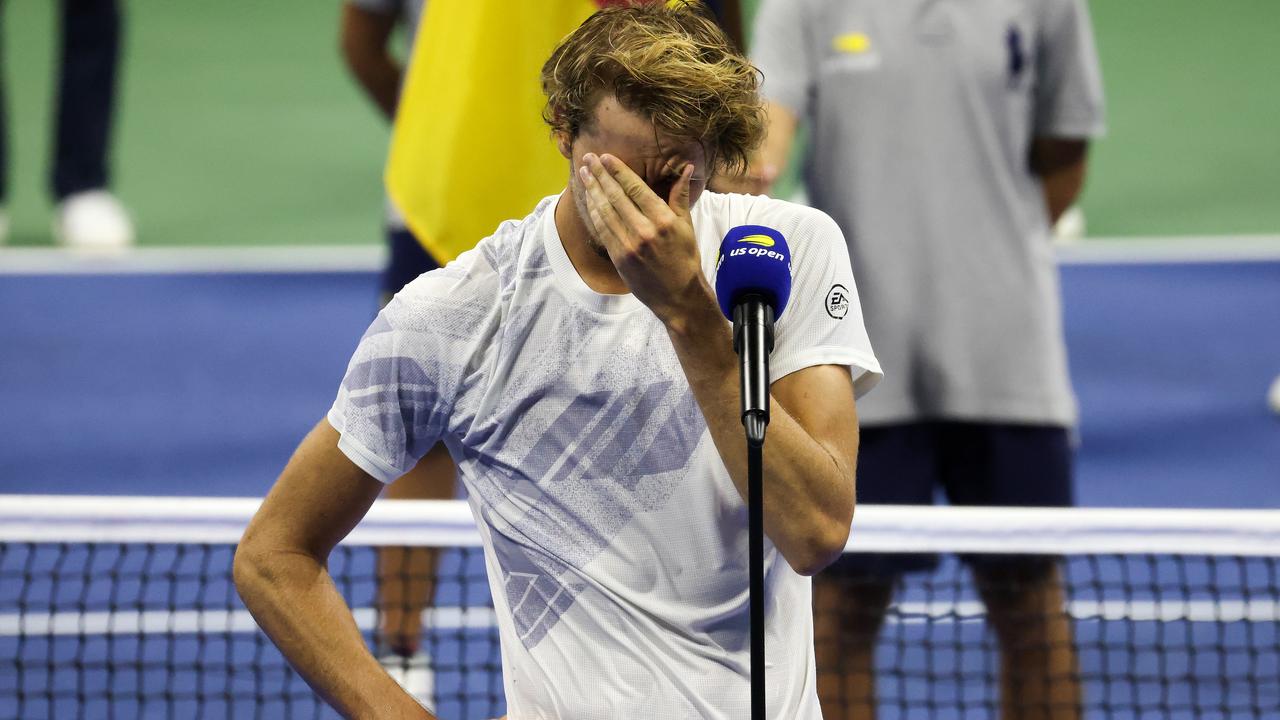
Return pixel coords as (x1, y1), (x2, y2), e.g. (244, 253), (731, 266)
(826, 284), (850, 319)
(738, 234), (776, 247)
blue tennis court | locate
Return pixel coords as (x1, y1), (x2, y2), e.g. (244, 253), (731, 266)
(2, 249), (1277, 505)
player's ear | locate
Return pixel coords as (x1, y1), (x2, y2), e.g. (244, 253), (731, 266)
(555, 131), (572, 160)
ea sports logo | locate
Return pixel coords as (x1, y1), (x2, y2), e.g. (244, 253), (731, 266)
(826, 284), (849, 319)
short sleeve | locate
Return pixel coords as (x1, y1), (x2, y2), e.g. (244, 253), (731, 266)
(327, 248), (496, 483)
(751, 0), (815, 117)
(759, 204), (882, 399)
(1035, 0), (1107, 138)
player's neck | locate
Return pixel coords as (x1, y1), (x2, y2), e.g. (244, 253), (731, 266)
(553, 190), (630, 296)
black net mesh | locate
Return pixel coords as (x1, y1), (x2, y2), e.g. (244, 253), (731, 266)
(2, 539), (1278, 718)
(813, 554), (1279, 719)
(1, 543), (500, 720)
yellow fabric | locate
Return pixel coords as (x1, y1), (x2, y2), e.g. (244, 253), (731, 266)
(386, 0), (598, 262)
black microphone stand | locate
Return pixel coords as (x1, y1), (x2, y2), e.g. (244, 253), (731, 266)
(733, 297), (774, 720)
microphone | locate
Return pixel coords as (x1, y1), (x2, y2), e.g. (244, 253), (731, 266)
(714, 225), (793, 446)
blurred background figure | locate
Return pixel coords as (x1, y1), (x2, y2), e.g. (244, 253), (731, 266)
(0, 0), (134, 249)
(340, 0), (434, 304)
(339, 0), (448, 705)
(739, 1), (1105, 718)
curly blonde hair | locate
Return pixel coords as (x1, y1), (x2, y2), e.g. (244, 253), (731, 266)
(541, 1), (765, 174)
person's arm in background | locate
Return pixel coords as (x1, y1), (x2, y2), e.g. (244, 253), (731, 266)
(234, 421), (436, 720)
(1033, 0), (1107, 226)
(711, 100), (798, 196)
(340, 2), (401, 121)
(1031, 138), (1088, 225)
(710, 0), (809, 196)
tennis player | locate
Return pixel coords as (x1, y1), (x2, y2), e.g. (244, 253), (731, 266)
(235, 4), (880, 718)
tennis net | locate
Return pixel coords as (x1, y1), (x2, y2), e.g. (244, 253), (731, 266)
(1, 496), (1277, 719)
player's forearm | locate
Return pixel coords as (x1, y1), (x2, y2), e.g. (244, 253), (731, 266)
(234, 546), (434, 719)
(664, 286), (854, 575)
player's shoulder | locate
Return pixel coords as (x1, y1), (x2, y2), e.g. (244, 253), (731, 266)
(386, 197), (557, 334)
(697, 191), (844, 250)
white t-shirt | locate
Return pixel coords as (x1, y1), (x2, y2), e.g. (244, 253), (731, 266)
(328, 191), (881, 719)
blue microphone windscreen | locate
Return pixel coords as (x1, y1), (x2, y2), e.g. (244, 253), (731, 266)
(714, 225), (793, 321)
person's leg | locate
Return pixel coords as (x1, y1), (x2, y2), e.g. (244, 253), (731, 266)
(813, 569), (895, 720)
(52, 0), (120, 200)
(973, 560), (1079, 720)
(376, 443), (456, 654)
(814, 423), (940, 720)
(374, 223), (451, 703)
(380, 223), (439, 306)
(51, 0), (131, 248)
(940, 422), (1080, 720)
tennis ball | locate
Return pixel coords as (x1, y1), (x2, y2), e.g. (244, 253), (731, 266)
(1269, 374), (1280, 416)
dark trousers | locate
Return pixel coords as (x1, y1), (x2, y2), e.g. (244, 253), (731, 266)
(0, 0), (121, 203)
(381, 227), (441, 304)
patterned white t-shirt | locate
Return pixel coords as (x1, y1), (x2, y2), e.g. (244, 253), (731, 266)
(328, 190), (881, 719)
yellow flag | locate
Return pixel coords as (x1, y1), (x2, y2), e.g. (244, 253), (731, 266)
(385, 0), (598, 263)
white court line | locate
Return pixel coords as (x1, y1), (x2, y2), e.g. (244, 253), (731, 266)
(2, 236), (1279, 275)
(1056, 235), (1280, 264)
(2, 599), (1275, 637)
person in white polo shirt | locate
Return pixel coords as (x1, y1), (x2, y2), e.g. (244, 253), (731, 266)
(737, 1), (1106, 718)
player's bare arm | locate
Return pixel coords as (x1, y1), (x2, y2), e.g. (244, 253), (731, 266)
(1031, 137), (1089, 224)
(234, 421), (436, 720)
(580, 151), (857, 576)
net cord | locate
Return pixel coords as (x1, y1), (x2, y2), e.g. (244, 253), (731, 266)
(2, 495), (1279, 555)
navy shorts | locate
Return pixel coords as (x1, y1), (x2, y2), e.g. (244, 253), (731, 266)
(381, 226), (441, 303)
(828, 421), (1074, 577)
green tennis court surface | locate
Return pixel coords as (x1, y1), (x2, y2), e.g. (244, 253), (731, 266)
(3, 0), (1278, 247)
